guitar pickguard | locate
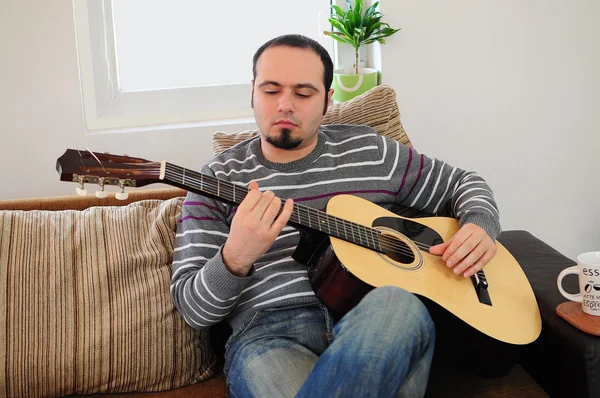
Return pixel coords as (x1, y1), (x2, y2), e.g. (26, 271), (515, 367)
(373, 216), (444, 247)
(372, 217), (444, 269)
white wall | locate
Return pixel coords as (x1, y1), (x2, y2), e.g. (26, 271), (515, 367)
(379, 0), (599, 260)
(0, 0), (254, 200)
(1, 0), (598, 260)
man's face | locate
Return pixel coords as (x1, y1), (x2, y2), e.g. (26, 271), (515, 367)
(252, 46), (333, 152)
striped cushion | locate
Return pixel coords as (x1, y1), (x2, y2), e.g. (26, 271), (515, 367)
(0, 198), (216, 397)
(212, 84), (412, 155)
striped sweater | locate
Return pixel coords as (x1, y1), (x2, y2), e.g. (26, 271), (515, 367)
(171, 124), (501, 333)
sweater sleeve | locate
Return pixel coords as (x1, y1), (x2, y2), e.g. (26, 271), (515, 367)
(394, 142), (501, 240)
(170, 165), (252, 330)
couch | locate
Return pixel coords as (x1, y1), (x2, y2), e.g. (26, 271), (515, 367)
(0, 86), (596, 398)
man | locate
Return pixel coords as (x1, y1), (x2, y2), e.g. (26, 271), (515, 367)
(171, 34), (500, 397)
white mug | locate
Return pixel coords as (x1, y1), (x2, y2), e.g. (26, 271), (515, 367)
(557, 251), (600, 316)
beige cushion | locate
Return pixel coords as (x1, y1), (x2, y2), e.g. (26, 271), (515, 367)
(0, 198), (216, 397)
(212, 85), (412, 155)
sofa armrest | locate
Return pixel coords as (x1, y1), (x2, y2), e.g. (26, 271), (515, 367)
(0, 188), (187, 211)
(498, 230), (600, 398)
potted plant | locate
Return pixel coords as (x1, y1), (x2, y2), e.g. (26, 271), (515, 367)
(323, 0), (401, 102)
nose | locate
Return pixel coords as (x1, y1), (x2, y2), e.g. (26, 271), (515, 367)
(276, 91), (294, 113)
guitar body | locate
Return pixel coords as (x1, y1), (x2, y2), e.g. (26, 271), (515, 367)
(299, 194), (541, 346)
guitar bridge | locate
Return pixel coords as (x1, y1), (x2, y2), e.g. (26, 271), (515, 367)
(471, 270), (492, 306)
(472, 270), (488, 289)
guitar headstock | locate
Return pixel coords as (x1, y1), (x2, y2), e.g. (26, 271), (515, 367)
(56, 149), (164, 199)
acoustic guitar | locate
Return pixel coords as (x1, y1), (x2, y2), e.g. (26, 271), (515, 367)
(56, 149), (542, 345)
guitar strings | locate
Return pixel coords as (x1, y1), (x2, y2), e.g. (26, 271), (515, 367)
(163, 165), (437, 257)
(74, 156), (435, 260)
(163, 166), (437, 258)
(162, 165), (442, 259)
(85, 148), (108, 174)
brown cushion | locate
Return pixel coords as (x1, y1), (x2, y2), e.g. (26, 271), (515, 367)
(212, 85), (412, 155)
(0, 198), (217, 397)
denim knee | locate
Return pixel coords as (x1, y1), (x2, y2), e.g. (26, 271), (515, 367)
(354, 286), (435, 342)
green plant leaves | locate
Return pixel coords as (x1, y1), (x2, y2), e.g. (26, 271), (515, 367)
(354, 0), (362, 16)
(322, 0), (400, 51)
(331, 4), (345, 17)
(323, 30), (356, 47)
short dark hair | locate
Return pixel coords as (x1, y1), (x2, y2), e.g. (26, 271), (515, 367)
(252, 34), (334, 114)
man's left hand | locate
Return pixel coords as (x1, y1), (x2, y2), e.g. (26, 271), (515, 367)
(429, 223), (497, 278)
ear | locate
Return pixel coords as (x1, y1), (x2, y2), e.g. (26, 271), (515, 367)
(251, 80), (255, 108)
(327, 88), (334, 107)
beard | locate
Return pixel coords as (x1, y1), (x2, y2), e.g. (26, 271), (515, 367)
(265, 128), (302, 150)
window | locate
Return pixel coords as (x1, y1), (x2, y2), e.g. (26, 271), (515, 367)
(73, 0), (335, 133)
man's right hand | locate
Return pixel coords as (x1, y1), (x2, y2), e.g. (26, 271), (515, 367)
(222, 181), (294, 276)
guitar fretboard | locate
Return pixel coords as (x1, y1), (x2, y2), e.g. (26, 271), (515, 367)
(163, 163), (385, 253)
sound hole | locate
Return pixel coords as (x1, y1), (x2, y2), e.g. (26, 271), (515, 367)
(381, 234), (415, 264)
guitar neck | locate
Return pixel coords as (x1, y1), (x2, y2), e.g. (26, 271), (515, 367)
(161, 162), (384, 253)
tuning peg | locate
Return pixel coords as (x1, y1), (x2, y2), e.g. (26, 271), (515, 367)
(75, 176), (88, 196)
(95, 177), (109, 198)
(115, 179), (129, 200)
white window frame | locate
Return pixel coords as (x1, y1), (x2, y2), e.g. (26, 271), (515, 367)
(73, 0), (262, 133)
(72, 0), (374, 134)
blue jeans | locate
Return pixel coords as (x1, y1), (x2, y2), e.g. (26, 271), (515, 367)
(223, 286), (436, 398)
